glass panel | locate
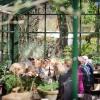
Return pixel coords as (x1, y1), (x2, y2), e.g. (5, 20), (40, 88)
(29, 15), (45, 32)
(80, 36), (97, 55)
(19, 33), (45, 59)
(46, 15), (80, 33)
(81, 15), (96, 32)
(18, 15), (45, 33)
(18, 15), (28, 33)
(46, 15), (59, 32)
(37, 15), (45, 32)
(66, 15), (73, 33)
(28, 5), (45, 14)
(46, 3), (57, 14)
(65, 15), (80, 33)
(81, 0), (97, 14)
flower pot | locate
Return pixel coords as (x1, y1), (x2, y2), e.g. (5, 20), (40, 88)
(45, 91), (58, 100)
(2, 91), (34, 100)
(37, 88), (58, 100)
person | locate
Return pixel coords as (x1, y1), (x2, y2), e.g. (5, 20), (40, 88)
(56, 60), (72, 100)
(9, 63), (26, 75)
(78, 57), (84, 99)
(82, 56), (94, 92)
(27, 57), (35, 68)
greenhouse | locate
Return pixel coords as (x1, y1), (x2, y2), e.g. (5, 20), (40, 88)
(0, 0), (100, 100)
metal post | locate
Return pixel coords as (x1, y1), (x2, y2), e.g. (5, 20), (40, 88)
(7, 14), (9, 61)
(1, 13), (8, 61)
(1, 13), (4, 62)
(79, 16), (81, 56)
(96, 1), (100, 53)
(79, 0), (82, 56)
(10, 16), (19, 63)
(72, 0), (79, 99)
(44, 3), (47, 58)
(27, 13), (29, 43)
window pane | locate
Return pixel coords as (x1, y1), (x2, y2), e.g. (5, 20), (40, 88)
(81, 1), (97, 14)
(46, 15), (59, 32)
(81, 15), (96, 32)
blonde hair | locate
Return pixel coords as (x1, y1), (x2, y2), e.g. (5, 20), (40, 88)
(10, 63), (25, 75)
(54, 62), (67, 75)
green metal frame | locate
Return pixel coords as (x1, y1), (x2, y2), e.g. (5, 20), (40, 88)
(72, 0), (79, 99)
(1, 13), (9, 62)
(9, 16), (19, 63)
(0, 1), (100, 99)
(44, 3), (47, 58)
(96, 2), (100, 53)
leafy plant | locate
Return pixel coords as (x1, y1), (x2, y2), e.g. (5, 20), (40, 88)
(50, 0), (71, 13)
(0, 63), (6, 79)
(63, 46), (72, 59)
(19, 75), (43, 91)
(38, 81), (58, 91)
(81, 41), (96, 56)
(91, 56), (100, 65)
(2, 74), (22, 93)
(0, 60), (11, 79)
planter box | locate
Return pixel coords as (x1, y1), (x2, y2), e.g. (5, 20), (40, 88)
(2, 92), (34, 100)
(37, 88), (58, 100)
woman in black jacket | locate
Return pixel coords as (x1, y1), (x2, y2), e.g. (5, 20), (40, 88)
(56, 60), (72, 100)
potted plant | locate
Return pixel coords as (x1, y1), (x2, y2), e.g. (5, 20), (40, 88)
(1, 74), (42, 100)
(37, 80), (58, 100)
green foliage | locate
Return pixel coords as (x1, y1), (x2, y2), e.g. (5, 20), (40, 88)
(20, 75), (33, 91)
(0, 63), (7, 78)
(87, 2), (96, 14)
(52, 0), (68, 5)
(63, 46), (72, 59)
(20, 76), (43, 91)
(91, 56), (100, 65)
(50, 0), (71, 12)
(81, 40), (96, 56)
(82, 2), (96, 24)
(38, 81), (58, 91)
(52, 0), (66, 4)
(82, 15), (95, 24)
(0, 61), (44, 93)
(2, 74), (22, 93)
(0, 60), (11, 79)
(1, 74), (44, 93)
(33, 76), (44, 87)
